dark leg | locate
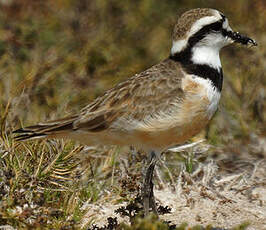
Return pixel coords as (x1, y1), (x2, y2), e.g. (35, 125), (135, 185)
(142, 151), (158, 216)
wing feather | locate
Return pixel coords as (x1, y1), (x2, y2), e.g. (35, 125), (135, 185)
(14, 58), (185, 140)
(74, 59), (185, 132)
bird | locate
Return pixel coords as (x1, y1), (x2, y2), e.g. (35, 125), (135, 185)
(14, 8), (257, 216)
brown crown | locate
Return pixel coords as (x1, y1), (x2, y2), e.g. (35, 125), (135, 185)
(172, 8), (215, 41)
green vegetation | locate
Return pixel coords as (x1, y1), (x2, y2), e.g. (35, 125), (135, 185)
(0, 0), (265, 229)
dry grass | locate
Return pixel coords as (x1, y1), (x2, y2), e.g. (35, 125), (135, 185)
(0, 0), (265, 229)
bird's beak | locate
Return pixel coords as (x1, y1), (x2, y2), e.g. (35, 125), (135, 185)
(224, 30), (257, 47)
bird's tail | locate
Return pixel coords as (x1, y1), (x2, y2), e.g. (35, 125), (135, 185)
(13, 115), (78, 141)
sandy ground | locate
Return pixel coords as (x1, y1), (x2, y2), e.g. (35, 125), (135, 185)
(81, 157), (266, 229)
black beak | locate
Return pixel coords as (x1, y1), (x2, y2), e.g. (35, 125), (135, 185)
(223, 30), (257, 46)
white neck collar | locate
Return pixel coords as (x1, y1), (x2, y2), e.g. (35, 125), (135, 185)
(191, 45), (221, 70)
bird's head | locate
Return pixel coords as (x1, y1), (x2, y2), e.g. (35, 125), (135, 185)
(170, 8), (257, 68)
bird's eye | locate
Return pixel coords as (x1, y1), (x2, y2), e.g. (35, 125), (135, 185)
(211, 22), (222, 31)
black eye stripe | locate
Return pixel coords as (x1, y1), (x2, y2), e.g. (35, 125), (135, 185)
(210, 22), (223, 31)
(187, 21), (223, 47)
(204, 21), (223, 32)
(194, 21), (223, 36)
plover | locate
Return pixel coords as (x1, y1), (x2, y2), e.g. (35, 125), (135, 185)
(14, 8), (257, 216)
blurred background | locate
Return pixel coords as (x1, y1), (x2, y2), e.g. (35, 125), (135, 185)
(0, 0), (265, 146)
(0, 0), (265, 228)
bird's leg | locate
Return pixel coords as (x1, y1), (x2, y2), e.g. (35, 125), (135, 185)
(142, 151), (158, 216)
(149, 172), (158, 215)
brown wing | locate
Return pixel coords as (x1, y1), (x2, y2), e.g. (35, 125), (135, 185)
(73, 58), (185, 132)
(14, 58), (185, 141)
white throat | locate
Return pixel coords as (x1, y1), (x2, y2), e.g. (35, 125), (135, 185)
(191, 45), (221, 70)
